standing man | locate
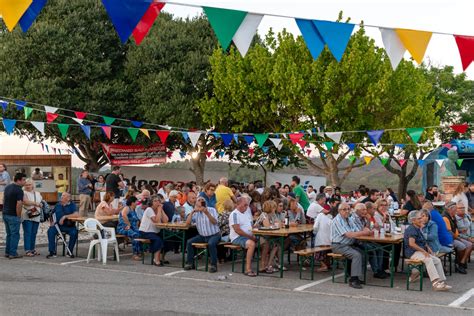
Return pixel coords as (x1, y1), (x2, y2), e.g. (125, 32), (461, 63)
(0, 163), (11, 211)
(78, 170), (93, 217)
(106, 166), (125, 209)
(3, 172), (26, 259)
(291, 176), (310, 213)
(55, 173), (69, 200)
(466, 182), (474, 214)
(184, 196), (221, 273)
(307, 185), (317, 203)
(215, 177), (237, 214)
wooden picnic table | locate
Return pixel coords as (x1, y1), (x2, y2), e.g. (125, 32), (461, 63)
(69, 215), (119, 223)
(355, 233), (404, 288)
(253, 224), (314, 278)
(155, 222), (192, 268)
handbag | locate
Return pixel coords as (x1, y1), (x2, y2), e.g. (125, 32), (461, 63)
(26, 191), (40, 219)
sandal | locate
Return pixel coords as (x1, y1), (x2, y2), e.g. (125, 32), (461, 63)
(25, 252), (35, 257)
(153, 260), (164, 267)
(33, 250), (40, 256)
(132, 255), (142, 261)
(265, 266), (274, 274)
(245, 271), (257, 277)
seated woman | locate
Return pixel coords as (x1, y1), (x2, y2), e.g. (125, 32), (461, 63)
(420, 209), (453, 254)
(138, 195), (169, 266)
(116, 196), (141, 261)
(255, 200), (280, 274)
(95, 192), (120, 228)
(285, 193), (306, 251)
(217, 199), (234, 263)
(313, 204), (333, 272)
(404, 211), (451, 291)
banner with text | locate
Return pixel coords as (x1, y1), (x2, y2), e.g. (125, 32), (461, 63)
(101, 142), (166, 165)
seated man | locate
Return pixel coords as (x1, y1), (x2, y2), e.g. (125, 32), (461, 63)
(443, 202), (471, 274)
(229, 197), (257, 277)
(184, 197), (221, 273)
(47, 192), (78, 258)
(405, 211), (451, 291)
(331, 202), (372, 289)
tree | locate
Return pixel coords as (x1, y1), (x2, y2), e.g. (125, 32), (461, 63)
(199, 23), (440, 188)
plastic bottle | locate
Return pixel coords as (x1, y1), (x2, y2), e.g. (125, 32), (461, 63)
(380, 227), (385, 238)
(284, 212), (289, 229)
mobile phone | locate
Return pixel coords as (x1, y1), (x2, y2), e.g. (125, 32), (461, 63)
(201, 200), (206, 207)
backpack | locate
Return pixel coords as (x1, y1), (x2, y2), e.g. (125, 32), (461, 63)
(39, 200), (52, 223)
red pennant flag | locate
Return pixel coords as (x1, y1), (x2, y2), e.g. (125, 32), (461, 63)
(297, 140), (307, 148)
(399, 159), (407, 167)
(306, 149), (312, 156)
(101, 126), (112, 139)
(454, 35), (474, 71)
(53, 148), (57, 154)
(289, 133), (304, 144)
(206, 151), (212, 158)
(442, 143), (452, 149)
(46, 112), (59, 123)
(75, 111), (87, 120)
(166, 151), (173, 158)
(132, 2), (165, 45)
(156, 130), (170, 144)
(248, 148), (255, 156)
(450, 123), (468, 134)
(41, 143), (44, 151)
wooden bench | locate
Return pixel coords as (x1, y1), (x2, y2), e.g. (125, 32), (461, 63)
(405, 259), (424, 291)
(224, 244), (245, 273)
(294, 246), (332, 280)
(436, 252), (452, 276)
(134, 238), (152, 265)
(327, 253), (348, 284)
(191, 242), (232, 272)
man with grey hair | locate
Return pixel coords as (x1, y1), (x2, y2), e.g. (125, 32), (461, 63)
(306, 193), (327, 220)
(331, 202), (372, 289)
(216, 177), (237, 214)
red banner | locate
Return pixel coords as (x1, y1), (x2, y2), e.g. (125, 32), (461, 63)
(101, 142), (167, 166)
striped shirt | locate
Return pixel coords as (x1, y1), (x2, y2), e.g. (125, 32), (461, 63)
(351, 213), (368, 231)
(191, 207), (220, 237)
(331, 214), (357, 245)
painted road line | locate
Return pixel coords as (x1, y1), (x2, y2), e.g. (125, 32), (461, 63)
(164, 270), (186, 276)
(60, 253), (132, 265)
(448, 288), (474, 307)
(293, 273), (344, 291)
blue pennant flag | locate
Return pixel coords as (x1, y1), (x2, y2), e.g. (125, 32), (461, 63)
(233, 134), (239, 143)
(367, 130), (384, 145)
(179, 151), (187, 158)
(395, 144), (405, 149)
(45, 145), (49, 153)
(14, 100), (26, 111)
(2, 119), (17, 134)
(244, 135), (254, 145)
(417, 159), (425, 167)
(312, 20), (355, 62)
(261, 146), (269, 154)
(219, 151), (225, 158)
(212, 132), (221, 139)
(101, 0), (153, 43)
(283, 157), (289, 165)
(0, 100), (8, 111)
(347, 143), (356, 151)
(181, 132), (189, 142)
(221, 133), (233, 147)
(81, 125), (91, 140)
(295, 18), (325, 60)
(321, 152), (326, 159)
(19, 0), (48, 32)
(131, 120), (143, 128)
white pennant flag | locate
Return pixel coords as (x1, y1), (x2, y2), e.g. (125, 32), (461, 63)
(306, 129), (313, 137)
(272, 158), (278, 166)
(317, 132), (325, 138)
(269, 138), (282, 148)
(325, 132), (343, 144)
(333, 153), (340, 160)
(233, 150), (240, 156)
(380, 28), (406, 70)
(188, 132), (201, 147)
(436, 159), (444, 167)
(72, 118), (84, 125)
(31, 121), (45, 135)
(44, 106), (58, 113)
(277, 143), (283, 150)
(233, 13), (263, 57)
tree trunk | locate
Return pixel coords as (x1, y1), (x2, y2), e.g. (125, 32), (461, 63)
(259, 163), (267, 186)
(190, 151), (207, 185)
(397, 174), (408, 201)
(74, 141), (108, 172)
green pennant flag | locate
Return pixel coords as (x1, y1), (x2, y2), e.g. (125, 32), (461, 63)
(102, 116), (116, 125)
(127, 128), (139, 142)
(456, 159), (464, 167)
(57, 124), (69, 139)
(406, 127), (424, 143)
(254, 133), (269, 147)
(24, 106), (33, 119)
(323, 141), (334, 151)
(349, 156), (357, 163)
(380, 157), (390, 166)
(203, 7), (247, 50)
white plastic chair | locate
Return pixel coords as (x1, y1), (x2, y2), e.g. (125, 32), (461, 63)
(83, 218), (120, 265)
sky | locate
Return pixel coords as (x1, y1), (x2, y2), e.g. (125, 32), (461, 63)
(0, 0), (472, 167)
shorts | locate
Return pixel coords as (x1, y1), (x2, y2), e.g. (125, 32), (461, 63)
(232, 236), (250, 248)
(453, 238), (469, 251)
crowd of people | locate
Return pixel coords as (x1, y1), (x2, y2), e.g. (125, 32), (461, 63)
(2, 164), (474, 291)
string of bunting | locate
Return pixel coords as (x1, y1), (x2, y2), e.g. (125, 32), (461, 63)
(1, 1), (473, 71)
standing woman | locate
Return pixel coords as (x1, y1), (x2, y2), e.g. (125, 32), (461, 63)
(21, 179), (43, 257)
(452, 183), (469, 214)
(139, 195), (169, 266)
(94, 175), (106, 201)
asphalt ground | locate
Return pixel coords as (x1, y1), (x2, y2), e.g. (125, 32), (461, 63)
(1, 240), (473, 315)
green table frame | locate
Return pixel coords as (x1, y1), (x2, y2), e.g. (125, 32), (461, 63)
(360, 240), (403, 288)
(161, 229), (187, 268)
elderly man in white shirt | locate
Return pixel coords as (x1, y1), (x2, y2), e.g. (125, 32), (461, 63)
(313, 203), (332, 271)
(307, 193), (327, 220)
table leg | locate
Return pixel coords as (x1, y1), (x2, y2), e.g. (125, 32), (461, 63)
(363, 245), (368, 284)
(256, 236), (260, 276)
(390, 243), (395, 288)
(181, 230), (185, 268)
(279, 236), (284, 278)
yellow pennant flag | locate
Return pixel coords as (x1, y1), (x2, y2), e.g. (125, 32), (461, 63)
(395, 28), (432, 64)
(139, 128), (150, 138)
(0, 0), (32, 31)
(364, 156), (373, 165)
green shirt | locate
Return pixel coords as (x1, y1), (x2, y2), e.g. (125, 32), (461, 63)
(293, 185), (310, 212)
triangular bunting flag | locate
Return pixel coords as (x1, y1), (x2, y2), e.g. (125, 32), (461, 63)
(395, 29), (432, 64)
(406, 127), (424, 143)
(454, 35), (474, 71)
(380, 28), (406, 69)
(166, 151), (173, 159)
(269, 138), (282, 148)
(233, 134), (239, 143)
(436, 159), (444, 167)
(81, 125), (91, 140)
(349, 156), (357, 163)
(296, 18), (325, 60)
(395, 144), (405, 149)
(283, 157), (289, 165)
(19, 0), (47, 32)
(306, 149), (312, 156)
(261, 146), (269, 154)
(243, 135), (254, 145)
(442, 143), (452, 149)
(206, 151), (212, 158)
(0, 0), (32, 31)
(179, 151), (186, 159)
(233, 13), (263, 57)
(219, 151), (225, 158)
(203, 7), (247, 50)
(46, 112), (59, 124)
(31, 121), (45, 135)
(140, 128), (150, 138)
(248, 148), (255, 156)
(188, 132), (201, 147)
(417, 159), (425, 167)
(101, 0), (153, 43)
(323, 142), (334, 151)
(75, 111), (87, 120)
(102, 116), (116, 125)
(232, 150), (240, 156)
(367, 130), (384, 145)
(101, 126), (112, 139)
(347, 143), (356, 151)
(131, 120), (143, 128)
(57, 124), (70, 139)
(44, 106), (58, 113)
(380, 157), (390, 166)
(132, 2), (165, 45)
(127, 128), (139, 142)
(364, 156), (373, 165)
(181, 132), (189, 142)
(289, 133), (304, 144)
(313, 20), (355, 62)
(321, 152), (326, 159)
(325, 132), (343, 144)
(45, 145), (49, 153)
(14, 100), (26, 110)
(211, 132), (220, 139)
(221, 133), (233, 147)
(0, 100), (8, 111)
(2, 119), (17, 134)
(450, 123), (468, 134)
(156, 130), (170, 144)
(254, 133), (269, 147)
(24, 106), (33, 119)
(297, 140), (307, 149)
(398, 159), (407, 167)
(456, 159), (464, 167)
(72, 118), (84, 125)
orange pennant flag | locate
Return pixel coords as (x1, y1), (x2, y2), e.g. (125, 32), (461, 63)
(0, 0), (32, 31)
(395, 29), (432, 64)
(364, 156), (373, 165)
(140, 128), (150, 138)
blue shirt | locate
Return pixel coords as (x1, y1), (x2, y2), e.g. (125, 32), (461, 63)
(0, 170), (11, 192)
(331, 214), (357, 245)
(198, 192), (216, 209)
(77, 177), (92, 195)
(191, 207), (220, 237)
(404, 225), (427, 258)
(430, 209), (453, 246)
(54, 202), (77, 228)
(351, 213), (367, 231)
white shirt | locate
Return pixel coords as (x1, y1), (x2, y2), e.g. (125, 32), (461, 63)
(313, 213), (333, 246)
(139, 207), (159, 233)
(229, 209), (253, 242)
(183, 202), (194, 217)
(306, 202), (324, 219)
(21, 190), (43, 222)
(452, 193), (469, 214)
(307, 191), (317, 203)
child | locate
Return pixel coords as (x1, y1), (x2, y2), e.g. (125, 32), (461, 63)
(171, 206), (186, 223)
